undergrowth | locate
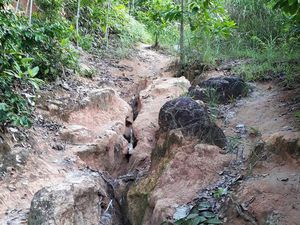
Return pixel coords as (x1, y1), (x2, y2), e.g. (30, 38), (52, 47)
(0, 1), (150, 128)
(206, 0), (300, 85)
(0, 7), (76, 127)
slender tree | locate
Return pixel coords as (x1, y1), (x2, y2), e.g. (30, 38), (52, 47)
(25, 0), (29, 14)
(131, 0), (135, 14)
(76, 0), (81, 47)
(105, 0), (111, 48)
(29, 0), (33, 24)
(179, 0), (185, 72)
(15, 0), (20, 12)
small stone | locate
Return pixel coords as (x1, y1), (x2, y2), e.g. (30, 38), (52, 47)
(47, 104), (59, 112)
(280, 177), (289, 182)
(61, 82), (71, 91)
(235, 124), (247, 134)
(52, 144), (64, 151)
(8, 127), (19, 133)
(173, 205), (191, 220)
(7, 184), (16, 192)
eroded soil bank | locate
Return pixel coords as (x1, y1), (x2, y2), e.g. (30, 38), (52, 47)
(0, 44), (299, 225)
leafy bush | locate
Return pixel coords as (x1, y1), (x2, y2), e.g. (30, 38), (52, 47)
(0, 9), (77, 81)
(0, 57), (42, 128)
(0, 7), (77, 127)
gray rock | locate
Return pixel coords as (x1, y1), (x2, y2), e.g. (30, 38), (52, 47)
(158, 97), (226, 148)
(189, 76), (248, 104)
(0, 137), (29, 178)
(28, 173), (110, 225)
(0, 136), (10, 158)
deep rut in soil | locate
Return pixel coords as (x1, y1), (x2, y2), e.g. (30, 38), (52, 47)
(0, 44), (299, 225)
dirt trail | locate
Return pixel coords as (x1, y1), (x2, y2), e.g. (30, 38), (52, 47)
(0, 44), (175, 224)
(108, 43), (174, 101)
(0, 44), (299, 225)
(218, 79), (300, 224)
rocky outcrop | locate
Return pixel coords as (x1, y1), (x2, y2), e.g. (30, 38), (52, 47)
(127, 135), (231, 225)
(0, 135), (29, 178)
(158, 97), (227, 148)
(265, 131), (300, 158)
(189, 76), (247, 103)
(128, 77), (191, 172)
(62, 88), (133, 176)
(27, 172), (118, 225)
(126, 79), (230, 225)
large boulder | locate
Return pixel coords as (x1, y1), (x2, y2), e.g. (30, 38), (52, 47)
(189, 76), (247, 103)
(158, 97), (226, 148)
(27, 172), (119, 225)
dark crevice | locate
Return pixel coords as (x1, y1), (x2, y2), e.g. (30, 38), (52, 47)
(129, 94), (141, 121)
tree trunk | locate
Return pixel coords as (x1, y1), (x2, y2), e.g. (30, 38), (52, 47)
(154, 33), (159, 48)
(29, 0), (33, 25)
(179, 0), (185, 74)
(105, 0), (111, 48)
(15, 0), (20, 12)
(76, 0), (81, 47)
(131, 0), (135, 14)
(128, 1), (131, 15)
(25, 0), (29, 15)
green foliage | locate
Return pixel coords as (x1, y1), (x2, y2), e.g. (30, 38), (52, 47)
(213, 188), (228, 199)
(110, 4), (151, 56)
(0, 57), (42, 128)
(163, 201), (223, 225)
(232, 48), (300, 85)
(295, 111), (300, 120)
(203, 88), (219, 122)
(0, 9), (78, 81)
(0, 7), (77, 128)
(273, 0), (300, 20)
(135, 0), (235, 52)
(189, 0), (300, 84)
(226, 136), (241, 153)
(35, 0), (64, 20)
(135, 0), (175, 46)
(0, 0), (12, 8)
(63, 1), (150, 56)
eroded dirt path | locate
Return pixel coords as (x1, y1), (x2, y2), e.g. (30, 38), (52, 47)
(219, 81), (300, 225)
(0, 44), (299, 225)
(0, 44), (176, 224)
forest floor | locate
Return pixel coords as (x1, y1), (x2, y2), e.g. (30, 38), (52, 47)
(0, 44), (299, 225)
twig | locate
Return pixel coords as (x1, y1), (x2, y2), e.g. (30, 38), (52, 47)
(230, 195), (257, 225)
(104, 199), (113, 214)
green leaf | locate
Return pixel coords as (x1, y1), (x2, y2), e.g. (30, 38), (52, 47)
(198, 202), (211, 211)
(201, 211), (216, 218)
(29, 66), (39, 77)
(21, 57), (33, 65)
(191, 216), (207, 224)
(295, 111), (300, 119)
(0, 103), (8, 111)
(206, 217), (223, 224)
